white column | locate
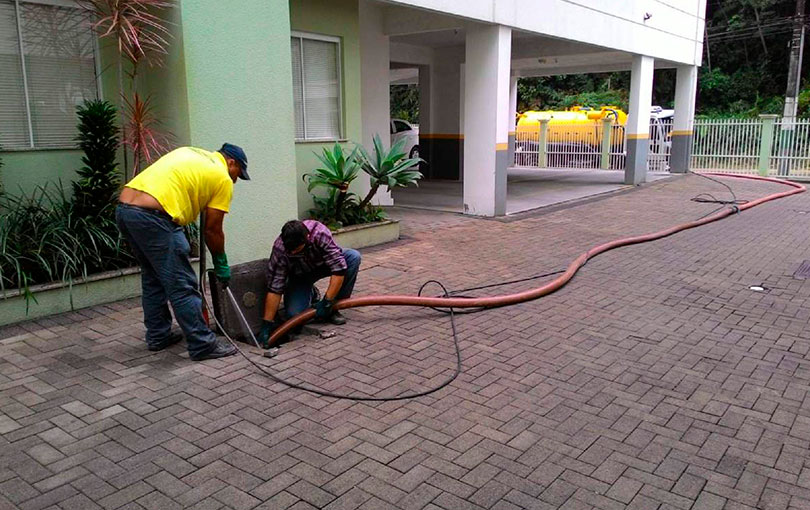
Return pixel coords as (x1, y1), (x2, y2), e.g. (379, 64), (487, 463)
(624, 55), (655, 185)
(670, 65), (698, 174)
(463, 25), (512, 216)
(359, 0), (393, 205)
(508, 76), (519, 168)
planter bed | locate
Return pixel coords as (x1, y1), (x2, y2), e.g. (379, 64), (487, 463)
(331, 219), (400, 250)
(0, 258), (198, 327)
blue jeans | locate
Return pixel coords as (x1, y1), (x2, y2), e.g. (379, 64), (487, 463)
(115, 204), (217, 357)
(283, 249), (362, 318)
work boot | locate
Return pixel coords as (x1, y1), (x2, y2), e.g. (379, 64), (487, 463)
(148, 331), (183, 352)
(328, 311), (347, 326)
(190, 339), (237, 361)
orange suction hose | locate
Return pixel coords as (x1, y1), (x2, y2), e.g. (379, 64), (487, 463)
(268, 173), (805, 347)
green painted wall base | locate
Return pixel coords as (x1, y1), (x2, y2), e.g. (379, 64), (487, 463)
(332, 220), (400, 250)
(0, 269), (143, 327)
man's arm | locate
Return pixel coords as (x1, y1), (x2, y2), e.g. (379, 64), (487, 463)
(324, 275), (344, 301)
(204, 208), (226, 255)
(263, 292), (282, 321)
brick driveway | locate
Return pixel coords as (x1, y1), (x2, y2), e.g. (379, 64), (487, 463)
(2, 174), (810, 509)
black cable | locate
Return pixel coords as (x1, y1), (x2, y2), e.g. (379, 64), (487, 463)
(204, 268), (567, 401)
(205, 271), (463, 401)
(422, 269), (566, 315)
(201, 172), (746, 401)
(689, 171), (749, 218)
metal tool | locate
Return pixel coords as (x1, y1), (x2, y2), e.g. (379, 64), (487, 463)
(224, 286), (279, 358)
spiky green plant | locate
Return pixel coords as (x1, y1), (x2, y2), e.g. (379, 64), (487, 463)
(0, 183), (135, 310)
(72, 100), (121, 218)
(357, 134), (423, 210)
(303, 143), (361, 220)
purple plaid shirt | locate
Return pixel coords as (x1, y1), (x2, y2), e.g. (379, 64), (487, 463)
(265, 220), (347, 294)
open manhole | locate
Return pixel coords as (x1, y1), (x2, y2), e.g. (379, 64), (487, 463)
(794, 260), (810, 280)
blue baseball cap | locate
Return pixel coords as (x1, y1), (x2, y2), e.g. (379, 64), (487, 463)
(219, 143), (249, 180)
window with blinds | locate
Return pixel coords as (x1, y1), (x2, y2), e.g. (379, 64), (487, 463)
(0, 0), (99, 150)
(290, 33), (342, 141)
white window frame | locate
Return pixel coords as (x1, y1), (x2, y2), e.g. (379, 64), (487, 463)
(2, 0), (101, 150)
(290, 31), (344, 142)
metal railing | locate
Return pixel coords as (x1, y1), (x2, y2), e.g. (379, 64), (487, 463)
(691, 118), (762, 173)
(513, 116), (810, 179)
(691, 116), (810, 177)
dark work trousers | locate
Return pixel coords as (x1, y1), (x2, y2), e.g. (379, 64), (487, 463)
(283, 248), (362, 318)
(115, 204), (217, 358)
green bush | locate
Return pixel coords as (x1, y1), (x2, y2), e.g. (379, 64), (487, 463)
(307, 188), (386, 231)
(0, 184), (135, 304)
(72, 100), (121, 217)
(0, 100), (136, 306)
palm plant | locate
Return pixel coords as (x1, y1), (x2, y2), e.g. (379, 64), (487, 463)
(124, 93), (172, 174)
(357, 134), (423, 210)
(77, 0), (172, 66)
(78, 0), (174, 177)
(303, 143), (362, 221)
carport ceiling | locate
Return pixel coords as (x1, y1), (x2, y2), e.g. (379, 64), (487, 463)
(390, 29), (679, 77)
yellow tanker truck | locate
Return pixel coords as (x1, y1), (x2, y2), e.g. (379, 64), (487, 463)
(514, 106), (674, 168)
(516, 106), (628, 145)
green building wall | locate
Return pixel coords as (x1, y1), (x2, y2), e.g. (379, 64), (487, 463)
(0, 7), (190, 197)
(180, 0), (299, 265)
(290, 0), (364, 219)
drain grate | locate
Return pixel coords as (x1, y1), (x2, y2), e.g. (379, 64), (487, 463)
(794, 260), (810, 279)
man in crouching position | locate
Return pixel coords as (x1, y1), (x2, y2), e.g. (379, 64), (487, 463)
(257, 220), (361, 346)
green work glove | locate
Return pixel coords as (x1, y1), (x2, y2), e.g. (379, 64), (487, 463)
(256, 319), (279, 348)
(212, 252), (231, 286)
(313, 297), (335, 320)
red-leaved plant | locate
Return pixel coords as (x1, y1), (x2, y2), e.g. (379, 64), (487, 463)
(78, 0), (174, 176)
(124, 93), (172, 173)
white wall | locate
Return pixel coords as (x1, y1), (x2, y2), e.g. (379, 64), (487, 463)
(430, 48), (463, 135)
(384, 0), (705, 66)
(360, 0), (394, 205)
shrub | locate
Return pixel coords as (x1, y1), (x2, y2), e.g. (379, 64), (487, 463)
(72, 100), (121, 217)
(357, 134), (422, 210)
(303, 143), (361, 225)
(0, 184), (135, 305)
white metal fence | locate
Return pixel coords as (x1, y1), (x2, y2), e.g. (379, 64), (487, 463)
(692, 118), (810, 178)
(513, 116), (810, 178)
(691, 118), (762, 173)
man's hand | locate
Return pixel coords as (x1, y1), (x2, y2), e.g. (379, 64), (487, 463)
(212, 252), (231, 286)
(313, 297), (335, 320)
(256, 319), (279, 348)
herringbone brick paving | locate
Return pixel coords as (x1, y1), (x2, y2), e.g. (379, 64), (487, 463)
(2, 174), (810, 509)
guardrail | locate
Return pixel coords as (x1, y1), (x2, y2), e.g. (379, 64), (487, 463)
(514, 115), (810, 179)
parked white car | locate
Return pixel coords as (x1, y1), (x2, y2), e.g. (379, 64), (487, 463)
(390, 118), (419, 159)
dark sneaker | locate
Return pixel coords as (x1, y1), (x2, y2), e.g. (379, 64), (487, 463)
(190, 340), (238, 361)
(147, 331), (184, 351)
(328, 311), (347, 325)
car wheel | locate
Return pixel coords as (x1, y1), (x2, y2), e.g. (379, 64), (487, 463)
(409, 146), (419, 159)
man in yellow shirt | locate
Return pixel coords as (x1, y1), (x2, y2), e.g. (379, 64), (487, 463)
(116, 143), (248, 361)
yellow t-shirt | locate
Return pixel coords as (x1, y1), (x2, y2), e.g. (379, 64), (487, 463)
(125, 147), (234, 226)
